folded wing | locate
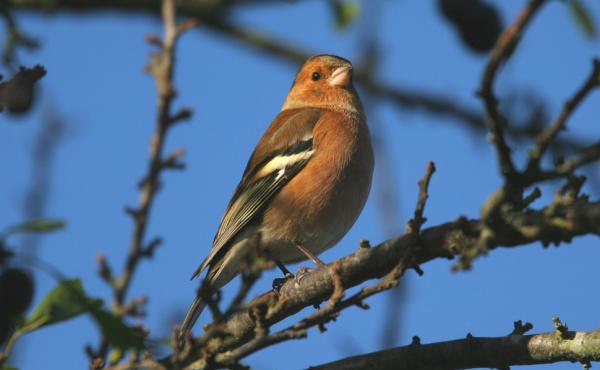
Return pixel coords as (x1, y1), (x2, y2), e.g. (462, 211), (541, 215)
(190, 108), (322, 279)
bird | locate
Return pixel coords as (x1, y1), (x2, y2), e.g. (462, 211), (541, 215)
(180, 54), (374, 338)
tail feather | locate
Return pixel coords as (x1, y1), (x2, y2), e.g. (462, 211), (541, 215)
(180, 250), (235, 343)
(179, 296), (206, 342)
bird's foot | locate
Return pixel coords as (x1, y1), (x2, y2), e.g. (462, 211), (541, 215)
(272, 267), (315, 293)
(294, 267), (313, 283)
(272, 272), (294, 292)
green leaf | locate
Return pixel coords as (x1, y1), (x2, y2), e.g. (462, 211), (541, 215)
(89, 308), (144, 351)
(1, 365), (19, 370)
(569, 0), (597, 39)
(109, 348), (125, 365)
(17, 279), (144, 352)
(5, 219), (66, 236)
(20, 279), (95, 333)
(331, 0), (361, 31)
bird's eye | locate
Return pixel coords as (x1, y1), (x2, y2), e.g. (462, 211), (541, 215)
(311, 72), (321, 81)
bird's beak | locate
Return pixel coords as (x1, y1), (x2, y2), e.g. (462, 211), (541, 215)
(329, 66), (353, 87)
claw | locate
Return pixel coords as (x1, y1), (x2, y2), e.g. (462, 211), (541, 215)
(272, 272), (293, 292)
(294, 267), (313, 284)
(272, 267), (315, 292)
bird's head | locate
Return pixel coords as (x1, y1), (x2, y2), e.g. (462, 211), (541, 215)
(282, 54), (362, 113)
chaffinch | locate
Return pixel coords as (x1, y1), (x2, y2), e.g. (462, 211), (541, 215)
(180, 54), (374, 337)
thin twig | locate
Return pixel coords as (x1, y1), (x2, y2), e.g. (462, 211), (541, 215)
(99, 359), (166, 370)
(0, 4), (39, 67)
(91, 0), (195, 361)
(215, 258), (412, 367)
(405, 161), (436, 235)
(114, 0), (195, 309)
(477, 0), (549, 230)
(20, 110), (66, 256)
(535, 140), (600, 182)
(215, 328), (307, 367)
(525, 58), (600, 179)
(0, 330), (23, 364)
(478, 0), (547, 183)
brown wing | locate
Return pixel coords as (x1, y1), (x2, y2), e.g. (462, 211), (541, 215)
(190, 108), (322, 279)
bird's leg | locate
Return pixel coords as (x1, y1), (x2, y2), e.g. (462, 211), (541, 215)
(275, 259), (294, 278)
(272, 259), (293, 292)
(272, 246), (326, 291)
(291, 244), (327, 284)
(295, 244), (326, 267)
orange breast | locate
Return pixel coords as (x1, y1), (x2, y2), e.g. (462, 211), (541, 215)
(261, 110), (374, 260)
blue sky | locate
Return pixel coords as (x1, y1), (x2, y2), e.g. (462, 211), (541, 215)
(1, 1), (600, 369)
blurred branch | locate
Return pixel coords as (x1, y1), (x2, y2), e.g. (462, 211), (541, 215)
(356, 11), (409, 347)
(534, 140), (600, 182)
(174, 13), (594, 162)
(20, 108), (66, 259)
(374, 137), (408, 347)
(89, 0), (195, 362)
(310, 324), (600, 370)
(8, 0), (591, 156)
(0, 3), (39, 67)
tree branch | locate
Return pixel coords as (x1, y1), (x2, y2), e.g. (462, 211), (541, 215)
(96, 197), (600, 370)
(0, 3), (39, 67)
(405, 161), (436, 235)
(309, 325), (600, 370)
(158, 196), (600, 369)
(524, 58), (600, 180)
(478, 0), (546, 183)
(90, 0), (195, 362)
(534, 140), (600, 183)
